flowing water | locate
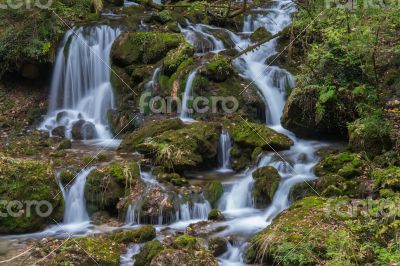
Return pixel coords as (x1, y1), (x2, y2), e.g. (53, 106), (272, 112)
(39, 25), (121, 146)
(218, 130), (233, 172)
(180, 68), (198, 121)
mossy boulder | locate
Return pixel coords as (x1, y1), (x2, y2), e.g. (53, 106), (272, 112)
(281, 86), (358, 139)
(34, 235), (121, 266)
(173, 234), (201, 250)
(204, 181), (224, 208)
(136, 122), (220, 171)
(252, 166), (280, 208)
(111, 32), (185, 66)
(246, 196), (400, 265)
(372, 166), (400, 191)
(111, 225), (156, 243)
(230, 120), (293, 170)
(152, 10), (173, 24)
(231, 120), (293, 151)
(163, 43), (195, 75)
(208, 237), (228, 256)
(250, 27), (272, 42)
(151, 249), (218, 266)
(206, 54), (234, 82)
(0, 157), (62, 234)
(119, 118), (184, 151)
(348, 116), (393, 157)
(134, 240), (165, 266)
(85, 161), (140, 215)
(207, 208), (224, 221)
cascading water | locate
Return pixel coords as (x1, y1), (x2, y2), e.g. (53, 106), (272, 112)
(39, 25), (121, 144)
(59, 168), (93, 224)
(145, 67), (161, 92)
(218, 130), (233, 172)
(180, 69), (198, 121)
(179, 21), (225, 54)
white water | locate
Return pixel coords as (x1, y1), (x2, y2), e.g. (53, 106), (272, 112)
(218, 131), (233, 172)
(39, 26), (121, 144)
(59, 168), (93, 224)
(145, 67), (161, 92)
(180, 69), (198, 121)
(120, 243), (143, 266)
(179, 20), (225, 54)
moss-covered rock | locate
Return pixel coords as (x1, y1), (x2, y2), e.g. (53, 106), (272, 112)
(208, 237), (228, 256)
(152, 10), (173, 24)
(231, 120), (293, 151)
(250, 27), (272, 43)
(111, 32), (185, 66)
(136, 122), (220, 171)
(34, 235), (121, 266)
(119, 118), (185, 151)
(111, 225), (156, 243)
(206, 54), (234, 82)
(163, 43), (195, 76)
(348, 115), (393, 157)
(134, 240), (165, 266)
(173, 234), (200, 250)
(372, 166), (400, 191)
(204, 181), (224, 208)
(252, 166), (281, 208)
(207, 208), (224, 221)
(151, 249), (218, 266)
(246, 196), (400, 265)
(0, 157), (62, 234)
(281, 86), (358, 139)
(85, 161), (140, 215)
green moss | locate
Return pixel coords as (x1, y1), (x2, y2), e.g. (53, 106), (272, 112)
(173, 234), (199, 250)
(134, 240), (165, 266)
(207, 208), (224, 221)
(250, 27), (272, 42)
(206, 54), (234, 82)
(372, 166), (400, 191)
(119, 118), (184, 151)
(163, 43), (194, 76)
(112, 32), (185, 66)
(231, 120), (293, 151)
(153, 10), (173, 24)
(204, 181), (224, 208)
(252, 166), (280, 208)
(111, 225), (156, 243)
(136, 122), (220, 170)
(0, 157), (62, 234)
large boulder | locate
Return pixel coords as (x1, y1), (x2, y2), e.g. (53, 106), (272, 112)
(111, 32), (185, 66)
(281, 86), (358, 139)
(0, 157), (62, 234)
(71, 119), (97, 140)
(135, 122), (221, 171)
(203, 181), (224, 208)
(252, 166), (281, 208)
(85, 161), (140, 216)
(205, 54), (234, 82)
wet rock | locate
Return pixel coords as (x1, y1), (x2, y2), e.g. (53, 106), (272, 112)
(56, 139), (71, 150)
(208, 237), (228, 256)
(112, 225), (156, 243)
(71, 119), (97, 140)
(51, 126), (66, 138)
(0, 157), (62, 234)
(134, 240), (165, 266)
(186, 221), (227, 237)
(250, 27), (273, 43)
(207, 209), (224, 221)
(151, 249), (218, 266)
(205, 54), (234, 82)
(252, 166), (281, 208)
(204, 181), (224, 208)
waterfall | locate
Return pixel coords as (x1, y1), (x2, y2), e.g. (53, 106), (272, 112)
(180, 69), (198, 121)
(145, 67), (161, 92)
(120, 244), (143, 266)
(179, 21), (225, 54)
(178, 200), (211, 221)
(218, 130), (232, 171)
(59, 168), (93, 224)
(39, 25), (121, 142)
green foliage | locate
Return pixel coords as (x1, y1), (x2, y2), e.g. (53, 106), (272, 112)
(204, 181), (223, 208)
